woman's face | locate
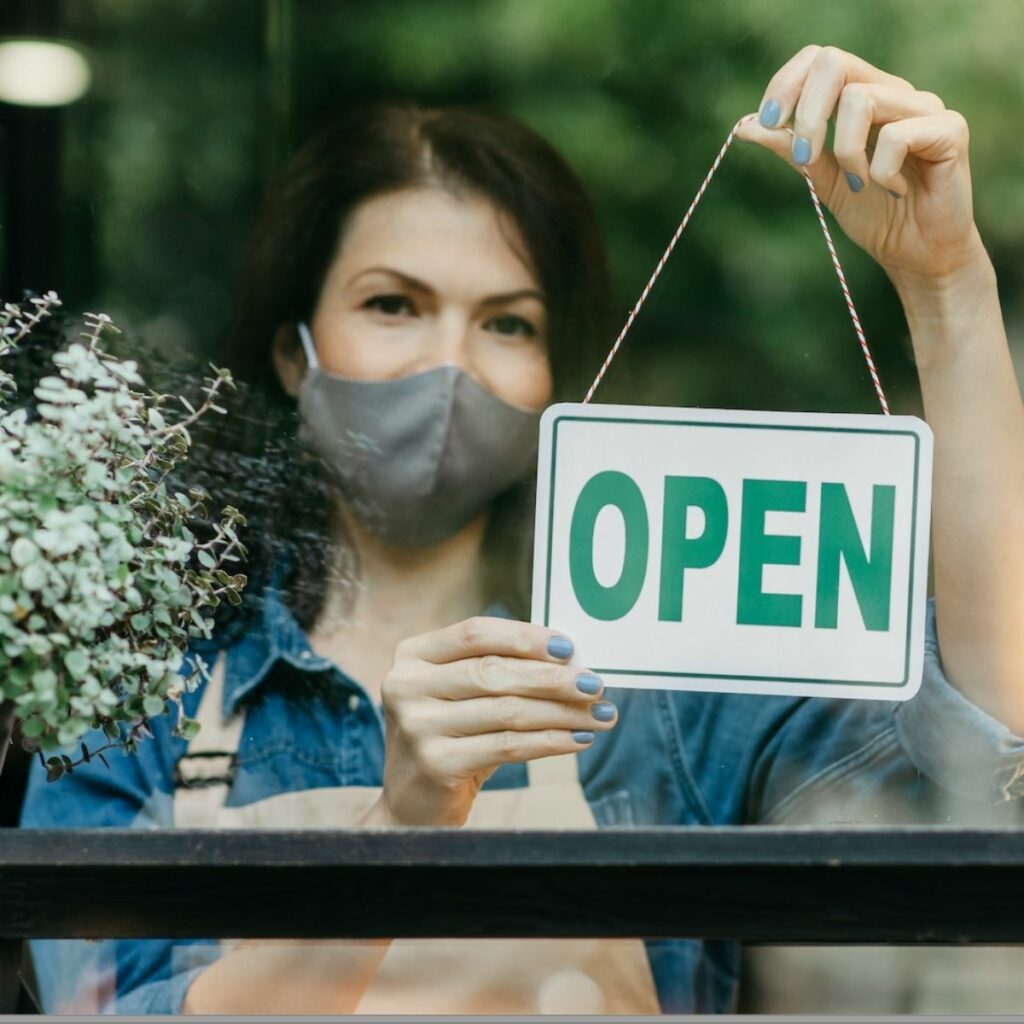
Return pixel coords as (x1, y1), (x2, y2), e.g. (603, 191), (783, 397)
(275, 186), (553, 411)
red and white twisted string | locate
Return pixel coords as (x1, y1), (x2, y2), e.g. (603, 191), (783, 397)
(583, 114), (890, 415)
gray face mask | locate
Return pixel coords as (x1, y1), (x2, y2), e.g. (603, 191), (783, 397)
(295, 323), (541, 550)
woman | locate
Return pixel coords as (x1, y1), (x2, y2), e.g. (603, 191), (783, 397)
(20, 45), (1024, 1014)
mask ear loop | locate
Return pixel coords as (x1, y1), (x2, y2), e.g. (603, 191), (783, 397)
(296, 321), (321, 371)
(583, 114), (889, 415)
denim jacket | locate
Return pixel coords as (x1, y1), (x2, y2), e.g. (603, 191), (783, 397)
(20, 583), (1024, 1014)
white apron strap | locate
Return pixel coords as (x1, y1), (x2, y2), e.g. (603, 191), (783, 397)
(173, 652), (243, 829)
(525, 750), (579, 787)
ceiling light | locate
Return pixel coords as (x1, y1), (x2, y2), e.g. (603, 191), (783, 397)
(0, 39), (92, 108)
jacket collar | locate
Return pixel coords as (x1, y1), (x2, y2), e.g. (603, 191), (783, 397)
(220, 581), (335, 717)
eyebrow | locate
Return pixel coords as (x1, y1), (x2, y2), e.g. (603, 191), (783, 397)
(347, 266), (546, 306)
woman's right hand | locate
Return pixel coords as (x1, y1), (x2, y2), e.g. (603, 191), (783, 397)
(364, 617), (616, 826)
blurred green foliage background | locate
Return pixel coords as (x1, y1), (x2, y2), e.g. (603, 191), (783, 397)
(20, 0), (1024, 412)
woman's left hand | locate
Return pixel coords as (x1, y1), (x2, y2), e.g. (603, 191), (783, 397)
(738, 45), (986, 287)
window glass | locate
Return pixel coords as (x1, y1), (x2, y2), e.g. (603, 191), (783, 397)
(4, 0), (1024, 1015)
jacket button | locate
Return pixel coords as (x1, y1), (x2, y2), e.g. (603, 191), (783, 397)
(348, 694), (360, 712)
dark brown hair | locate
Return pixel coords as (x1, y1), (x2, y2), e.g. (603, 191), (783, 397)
(209, 103), (612, 634)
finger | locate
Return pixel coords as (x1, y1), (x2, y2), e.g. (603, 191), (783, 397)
(412, 655), (603, 703)
(756, 44), (822, 129)
(792, 47), (912, 166)
(833, 83), (945, 193)
(869, 111), (969, 197)
(397, 616), (573, 666)
(417, 693), (618, 738)
(435, 728), (600, 777)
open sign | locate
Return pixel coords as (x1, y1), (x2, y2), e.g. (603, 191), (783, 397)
(531, 404), (933, 701)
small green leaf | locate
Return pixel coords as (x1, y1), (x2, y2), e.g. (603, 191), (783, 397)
(58, 721), (88, 747)
(21, 717), (44, 738)
(142, 695), (166, 717)
(64, 649), (89, 680)
(197, 550), (215, 569)
(20, 562), (46, 591)
(10, 537), (39, 567)
(177, 717), (201, 741)
(31, 669), (57, 693)
(124, 695), (145, 717)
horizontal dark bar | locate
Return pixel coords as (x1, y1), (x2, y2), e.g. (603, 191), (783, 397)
(4, 827), (1024, 943)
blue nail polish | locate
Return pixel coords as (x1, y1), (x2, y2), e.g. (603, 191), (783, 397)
(844, 171), (864, 193)
(576, 673), (601, 695)
(572, 731), (595, 744)
(759, 99), (781, 128)
(792, 136), (812, 165)
(547, 635), (573, 660)
(592, 701), (617, 723)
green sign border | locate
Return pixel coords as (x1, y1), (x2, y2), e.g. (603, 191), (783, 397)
(543, 415), (922, 688)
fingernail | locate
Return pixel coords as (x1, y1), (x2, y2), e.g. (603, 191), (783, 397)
(572, 731), (595, 745)
(576, 673), (602, 695)
(792, 136), (812, 165)
(547, 635), (573, 660)
(888, 189), (902, 199)
(591, 701), (617, 723)
(758, 99), (781, 128)
(844, 171), (864, 193)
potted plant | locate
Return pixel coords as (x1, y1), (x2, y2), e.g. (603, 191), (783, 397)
(0, 292), (247, 784)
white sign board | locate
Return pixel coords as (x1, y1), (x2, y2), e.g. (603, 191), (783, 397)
(531, 403), (933, 701)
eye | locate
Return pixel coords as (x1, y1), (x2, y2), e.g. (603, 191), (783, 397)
(486, 314), (537, 338)
(364, 294), (416, 317)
